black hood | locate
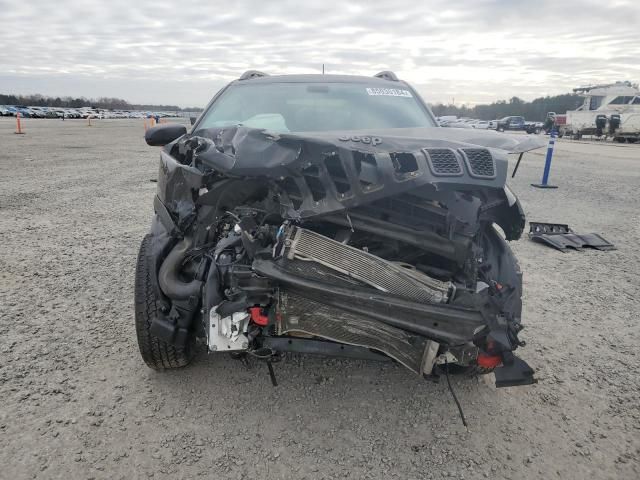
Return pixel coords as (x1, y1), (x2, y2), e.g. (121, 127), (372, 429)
(185, 126), (545, 178)
(163, 126), (542, 221)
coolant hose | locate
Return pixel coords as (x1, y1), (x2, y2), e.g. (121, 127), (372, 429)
(203, 261), (223, 314)
(158, 237), (203, 300)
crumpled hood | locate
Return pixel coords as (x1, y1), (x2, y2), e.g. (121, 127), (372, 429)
(185, 126), (545, 177)
(162, 125), (539, 222)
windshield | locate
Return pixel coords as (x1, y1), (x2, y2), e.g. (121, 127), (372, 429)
(196, 82), (436, 133)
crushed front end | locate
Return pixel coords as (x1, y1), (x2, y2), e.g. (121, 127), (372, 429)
(145, 126), (538, 387)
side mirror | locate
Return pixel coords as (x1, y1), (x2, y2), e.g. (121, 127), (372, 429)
(145, 123), (187, 146)
(189, 116), (197, 126)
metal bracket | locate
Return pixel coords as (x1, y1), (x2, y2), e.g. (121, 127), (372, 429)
(208, 310), (249, 352)
(420, 340), (440, 376)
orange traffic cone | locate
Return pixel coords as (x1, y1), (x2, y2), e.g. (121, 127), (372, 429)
(15, 112), (25, 134)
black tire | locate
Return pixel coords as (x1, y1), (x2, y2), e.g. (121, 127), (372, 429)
(134, 234), (195, 370)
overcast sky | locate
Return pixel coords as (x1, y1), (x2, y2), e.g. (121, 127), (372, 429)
(1, 0), (639, 107)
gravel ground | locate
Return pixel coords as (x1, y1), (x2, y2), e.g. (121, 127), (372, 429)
(1, 118), (639, 480)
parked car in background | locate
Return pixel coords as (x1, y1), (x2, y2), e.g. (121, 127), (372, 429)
(10, 106), (32, 117)
(524, 121), (543, 134)
(436, 116), (458, 126)
(445, 120), (474, 128)
(42, 108), (59, 118)
(440, 118), (500, 129)
(27, 106), (48, 118)
(496, 116), (525, 131)
(0, 105), (186, 120)
(471, 120), (490, 129)
(488, 120), (498, 130)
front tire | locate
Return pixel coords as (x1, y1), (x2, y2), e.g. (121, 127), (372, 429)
(134, 234), (195, 370)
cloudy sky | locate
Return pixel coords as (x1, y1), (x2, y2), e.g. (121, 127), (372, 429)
(1, 0), (639, 107)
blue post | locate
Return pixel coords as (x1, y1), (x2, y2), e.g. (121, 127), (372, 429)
(532, 128), (559, 189)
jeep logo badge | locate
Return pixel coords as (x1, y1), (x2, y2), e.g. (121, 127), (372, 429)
(338, 135), (382, 146)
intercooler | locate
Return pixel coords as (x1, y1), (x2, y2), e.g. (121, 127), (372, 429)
(283, 227), (452, 304)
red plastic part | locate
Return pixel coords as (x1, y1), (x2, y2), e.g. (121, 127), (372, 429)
(477, 353), (502, 369)
(249, 307), (269, 326)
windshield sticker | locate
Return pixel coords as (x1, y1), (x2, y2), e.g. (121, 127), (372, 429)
(366, 87), (413, 97)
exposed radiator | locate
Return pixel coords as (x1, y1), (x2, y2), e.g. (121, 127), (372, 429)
(283, 227), (451, 304)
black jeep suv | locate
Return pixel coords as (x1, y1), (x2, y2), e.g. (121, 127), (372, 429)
(135, 70), (541, 388)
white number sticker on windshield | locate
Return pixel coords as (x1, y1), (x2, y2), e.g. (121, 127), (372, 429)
(366, 88), (413, 97)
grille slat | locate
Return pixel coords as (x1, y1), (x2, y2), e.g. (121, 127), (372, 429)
(461, 148), (496, 178)
(423, 148), (463, 176)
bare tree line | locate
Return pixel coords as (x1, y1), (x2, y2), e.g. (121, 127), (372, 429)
(430, 94), (582, 121)
(0, 93), (202, 112)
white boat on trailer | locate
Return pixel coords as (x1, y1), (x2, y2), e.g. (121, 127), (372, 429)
(553, 81), (640, 143)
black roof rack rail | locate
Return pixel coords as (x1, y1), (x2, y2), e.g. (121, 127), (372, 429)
(239, 70), (269, 81)
(374, 71), (399, 81)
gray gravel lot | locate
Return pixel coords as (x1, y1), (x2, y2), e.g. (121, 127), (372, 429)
(1, 118), (639, 479)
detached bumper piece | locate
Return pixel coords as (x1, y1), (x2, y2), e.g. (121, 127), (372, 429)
(529, 222), (616, 252)
(494, 353), (537, 388)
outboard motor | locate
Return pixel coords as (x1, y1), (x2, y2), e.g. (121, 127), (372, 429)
(595, 114), (607, 136)
(609, 114), (621, 135)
